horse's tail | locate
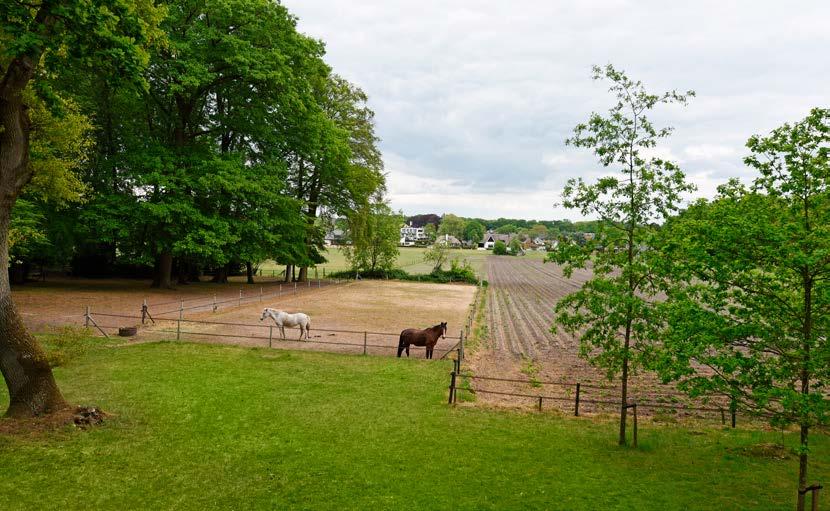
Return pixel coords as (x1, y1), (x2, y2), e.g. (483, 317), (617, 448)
(397, 332), (406, 357)
(305, 317), (311, 335)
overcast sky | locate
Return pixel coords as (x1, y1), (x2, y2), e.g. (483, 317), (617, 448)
(283, 1), (830, 221)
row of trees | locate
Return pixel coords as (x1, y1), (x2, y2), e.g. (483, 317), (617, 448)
(7, 0), (384, 288)
(0, 1), (384, 417)
(552, 65), (828, 510)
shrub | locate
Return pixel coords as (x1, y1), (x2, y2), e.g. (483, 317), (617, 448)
(493, 240), (508, 255)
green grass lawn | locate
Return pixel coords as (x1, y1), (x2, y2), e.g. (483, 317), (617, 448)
(260, 247), (490, 278)
(1, 340), (826, 510)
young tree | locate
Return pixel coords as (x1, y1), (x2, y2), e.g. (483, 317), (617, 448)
(342, 197), (401, 274)
(656, 109), (830, 510)
(423, 223), (438, 243)
(423, 241), (449, 271)
(548, 64), (694, 445)
(0, 0), (159, 417)
(508, 238), (522, 254)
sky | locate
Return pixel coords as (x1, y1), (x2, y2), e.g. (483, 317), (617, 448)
(283, 1), (830, 221)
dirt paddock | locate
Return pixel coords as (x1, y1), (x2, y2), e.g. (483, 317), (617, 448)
(14, 277), (477, 358)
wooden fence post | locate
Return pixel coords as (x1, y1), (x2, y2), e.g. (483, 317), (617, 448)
(632, 403), (638, 448)
(459, 330), (465, 364)
(448, 372), (457, 404)
(537, 396), (543, 412)
(269, 325), (273, 348)
(363, 331), (368, 356)
(730, 398), (737, 428)
(574, 383), (581, 416)
(238, 289), (242, 307)
(176, 300), (183, 341)
(85, 306), (90, 328)
(141, 299), (147, 325)
(213, 293), (217, 312)
(260, 287), (263, 302)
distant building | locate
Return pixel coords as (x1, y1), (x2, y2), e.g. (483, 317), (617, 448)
(400, 221), (428, 246)
(481, 232), (514, 250)
(324, 228), (347, 246)
(437, 234), (462, 248)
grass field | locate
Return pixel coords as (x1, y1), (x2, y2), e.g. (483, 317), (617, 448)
(1, 340), (826, 510)
(261, 247), (491, 278)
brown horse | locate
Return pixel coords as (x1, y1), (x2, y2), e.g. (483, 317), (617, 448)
(397, 322), (447, 359)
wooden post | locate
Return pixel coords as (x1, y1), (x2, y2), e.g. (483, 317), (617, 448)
(269, 325), (273, 348)
(213, 293), (217, 312)
(730, 398), (737, 428)
(537, 396), (543, 412)
(176, 300), (183, 341)
(363, 331), (368, 356)
(720, 408), (726, 426)
(574, 383), (581, 416)
(632, 403), (638, 448)
(141, 299), (147, 325)
(448, 372), (457, 404)
(238, 289), (242, 307)
(260, 287), (263, 302)
(85, 306), (90, 328)
(459, 330), (465, 364)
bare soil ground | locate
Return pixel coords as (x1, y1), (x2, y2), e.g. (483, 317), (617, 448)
(14, 277), (476, 359)
(469, 256), (727, 420)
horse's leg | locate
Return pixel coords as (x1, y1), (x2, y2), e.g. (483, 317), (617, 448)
(406, 344), (410, 357)
(298, 326), (303, 341)
(280, 326), (286, 339)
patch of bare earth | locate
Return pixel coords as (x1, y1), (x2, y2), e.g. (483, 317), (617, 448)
(15, 277), (476, 359)
(0, 406), (107, 437)
(471, 256), (727, 419)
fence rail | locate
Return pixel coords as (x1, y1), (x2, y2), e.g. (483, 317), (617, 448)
(448, 371), (739, 427)
(83, 308), (465, 360)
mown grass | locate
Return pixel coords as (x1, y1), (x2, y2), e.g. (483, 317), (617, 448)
(261, 247), (490, 278)
(0, 341), (826, 510)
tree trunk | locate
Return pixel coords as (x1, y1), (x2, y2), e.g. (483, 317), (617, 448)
(619, 322), (631, 446)
(176, 259), (189, 285)
(284, 265), (291, 282)
(246, 261), (254, 284)
(212, 263), (229, 284)
(0, 207), (66, 417)
(0, 45), (67, 416)
(298, 267), (307, 282)
(797, 424), (809, 511)
(151, 251), (173, 288)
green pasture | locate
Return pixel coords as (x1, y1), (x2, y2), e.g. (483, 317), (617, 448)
(0, 339), (826, 510)
(260, 247), (491, 278)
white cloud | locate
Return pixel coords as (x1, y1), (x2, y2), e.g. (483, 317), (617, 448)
(285, 0), (830, 219)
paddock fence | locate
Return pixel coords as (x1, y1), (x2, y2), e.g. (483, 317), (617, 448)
(82, 307), (467, 361)
(447, 371), (741, 427)
(139, 278), (347, 322)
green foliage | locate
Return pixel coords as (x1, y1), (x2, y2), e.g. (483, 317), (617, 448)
(438, 213), (466, 240)
(654, 108), (830, 495)
(462, 220), (485, 244)
(495, 223), (517, 234)
(492, 240), (508, 255)
(423, 242), (449, 271)
(342, 198), (401, 273)
(508, 238), (523, 254)
(549, 64), (694, 444)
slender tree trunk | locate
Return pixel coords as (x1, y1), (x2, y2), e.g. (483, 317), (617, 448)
(246, 262), (254, 284)
(797, 274), (813, 511)
(151, 251), (174, 288)
(212, 263), (229, 284)
(619, 319), (631, 446)
(297, 267), (307, 282)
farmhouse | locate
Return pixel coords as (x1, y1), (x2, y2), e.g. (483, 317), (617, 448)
(437, 234), (462, 248)
(481, 232), (514, 249)
(324, 228), (347, 246)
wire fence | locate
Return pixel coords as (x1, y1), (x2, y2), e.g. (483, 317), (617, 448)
(83, 308), (467, 360)
(141, 278), (346, 320)
(447, 371), (740, 427)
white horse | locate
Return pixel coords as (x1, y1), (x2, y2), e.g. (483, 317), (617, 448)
(260, 308), (311, 340)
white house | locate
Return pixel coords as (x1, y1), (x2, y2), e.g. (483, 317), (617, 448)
(400, 222), (428, 246)
(481, 232), (514, 250)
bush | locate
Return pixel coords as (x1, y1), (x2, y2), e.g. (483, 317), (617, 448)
(493, 240), (508, 255)
(328, 260), (485, 286)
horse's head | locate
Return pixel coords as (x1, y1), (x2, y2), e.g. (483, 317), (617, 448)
(260, 308), (271, 321)
(440, 321), (447, 339)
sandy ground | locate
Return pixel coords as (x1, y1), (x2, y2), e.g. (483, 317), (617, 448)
(14, 277), (476, 359)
